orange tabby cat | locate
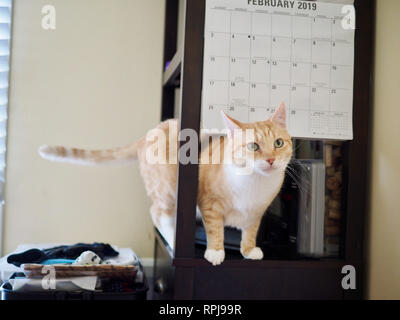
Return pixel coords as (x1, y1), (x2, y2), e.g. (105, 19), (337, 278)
(39, 102), (292, 265)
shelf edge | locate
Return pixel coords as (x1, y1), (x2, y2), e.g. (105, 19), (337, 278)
(173, 257), (363, 269)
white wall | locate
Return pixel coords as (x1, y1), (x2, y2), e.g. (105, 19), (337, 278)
(367, 0), (400, 299)
(2, 0), (165, 258)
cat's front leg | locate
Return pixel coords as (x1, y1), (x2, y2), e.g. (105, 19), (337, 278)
(240, 217), (264, 260)
(202, 209), (225, 266)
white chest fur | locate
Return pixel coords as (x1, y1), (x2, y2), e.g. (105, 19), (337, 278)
(223, 166), (284, 229)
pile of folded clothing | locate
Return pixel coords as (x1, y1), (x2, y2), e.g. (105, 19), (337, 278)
(0, 243), (144, 295)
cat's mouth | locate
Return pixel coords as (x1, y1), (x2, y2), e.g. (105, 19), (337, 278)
(260, 166), (276, 172)
(256, 164), (279, 175)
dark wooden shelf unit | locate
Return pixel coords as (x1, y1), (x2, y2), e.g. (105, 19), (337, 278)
(153, 0), (374, 300)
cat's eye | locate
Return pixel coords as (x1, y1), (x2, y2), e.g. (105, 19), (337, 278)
(274, 138), (284, 149)
(247, 142), (260, 152)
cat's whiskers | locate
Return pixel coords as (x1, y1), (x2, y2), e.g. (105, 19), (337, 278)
(291, 140), (306, 153)
(284, 166), (310, 199)
(286, 163), (311, 188)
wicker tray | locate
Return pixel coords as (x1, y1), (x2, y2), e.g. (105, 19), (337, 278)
(21, 264), (137, 281)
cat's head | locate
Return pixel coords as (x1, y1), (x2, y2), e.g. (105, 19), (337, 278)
(222, 102), (293, 176)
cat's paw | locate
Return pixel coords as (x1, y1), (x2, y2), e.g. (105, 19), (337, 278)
(242, 247), (264, 260)
(204, 249), (225, 266)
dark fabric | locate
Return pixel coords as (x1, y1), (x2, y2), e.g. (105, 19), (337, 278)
(7, 243), (119, 267)
(6, 249), (45, 267)
(41, 243), (118, 260)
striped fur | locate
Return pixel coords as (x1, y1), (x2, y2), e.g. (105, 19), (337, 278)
(38, 142), (139, 166)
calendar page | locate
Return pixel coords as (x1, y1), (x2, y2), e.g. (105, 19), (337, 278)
(201, 0), (355, 140)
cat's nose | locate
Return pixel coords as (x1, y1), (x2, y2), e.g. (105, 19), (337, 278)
(266, 158), (275, 166)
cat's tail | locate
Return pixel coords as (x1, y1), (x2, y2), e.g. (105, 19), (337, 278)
(38, 141), (140, 166)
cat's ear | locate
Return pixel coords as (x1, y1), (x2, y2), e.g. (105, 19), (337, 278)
(221, 111), (242, 138)
(269, 102), (287, 129)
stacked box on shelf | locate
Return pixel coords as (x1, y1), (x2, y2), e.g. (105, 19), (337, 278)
(324, 142), (344, 257)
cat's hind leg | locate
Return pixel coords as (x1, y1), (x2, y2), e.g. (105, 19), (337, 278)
(159, 214), (175, 247)
(150, 203), (175, 247)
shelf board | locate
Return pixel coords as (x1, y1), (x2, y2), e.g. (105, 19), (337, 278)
(173, 257), (358, 269)
(163, 48), (182, 87)
(154, 227), (359, 270)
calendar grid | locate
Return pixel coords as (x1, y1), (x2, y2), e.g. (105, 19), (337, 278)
(227, 11), (232, 108)
(202, 0), (355, 140)
(308, 15), (313, 134)
(329, 18), (333, 130)
(267, 11), (273, 116)
(248, 13), (253, 121)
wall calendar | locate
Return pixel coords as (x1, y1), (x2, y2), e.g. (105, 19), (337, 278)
(201, 0), (355, 140)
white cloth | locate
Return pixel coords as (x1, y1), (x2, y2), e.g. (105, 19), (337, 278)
(73, 251), (102, 265)
(0, 244), (143, 284)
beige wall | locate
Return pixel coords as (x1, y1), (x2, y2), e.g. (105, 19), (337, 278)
(367, 0), (400, 299)
(2, 0), (165, 258)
